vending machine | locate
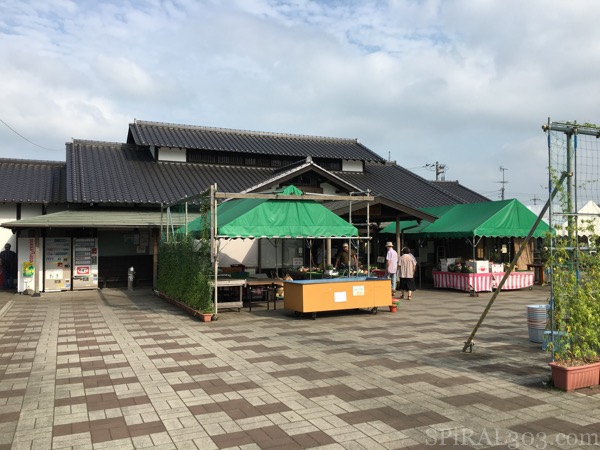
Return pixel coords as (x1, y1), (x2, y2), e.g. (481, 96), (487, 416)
(44, 237), (72, 292)
(72, 237), (98, 290)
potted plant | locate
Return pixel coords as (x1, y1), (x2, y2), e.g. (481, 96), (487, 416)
(389, 300), (399, 313)
(546, 191), (600, 391)
(199, 305), (214, 322)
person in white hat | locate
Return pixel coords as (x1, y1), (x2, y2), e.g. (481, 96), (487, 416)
(385, 242), (398, 293)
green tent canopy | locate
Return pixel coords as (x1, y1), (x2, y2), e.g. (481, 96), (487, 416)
(183, 185), (358, 239)
(381, 199), (550, 238)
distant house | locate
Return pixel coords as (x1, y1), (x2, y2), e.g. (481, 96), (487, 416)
(1, 120), (487, 292)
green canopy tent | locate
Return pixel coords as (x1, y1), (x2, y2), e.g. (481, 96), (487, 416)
(184, 185), (358, 239)
(381, 199), (551, 281)
(179, 185), (361, 315)
(381, 199), (550, 239)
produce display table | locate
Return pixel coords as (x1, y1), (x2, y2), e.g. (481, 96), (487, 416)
(245, 278), (284, 311)
(209, 278), (245, 311)
(283, 277), (391, 319)
(432, 271), (535, 292)
(284, 269), (324, 280)
(432, 271), (492, 293)
(490, 271), (534, 290)
(371, 269), (386, 278)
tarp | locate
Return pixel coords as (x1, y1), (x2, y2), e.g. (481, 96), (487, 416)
(381, 199), (550, 238)
(557, 200), (600, 237)
(184, 185), (358, 239)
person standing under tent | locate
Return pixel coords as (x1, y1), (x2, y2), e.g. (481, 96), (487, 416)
(398, 247), (417, 300)
(385, 242), (398, 293)
(335, 242), (357, 272)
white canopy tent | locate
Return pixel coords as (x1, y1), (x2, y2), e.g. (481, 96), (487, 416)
(557, 200), (600, 237)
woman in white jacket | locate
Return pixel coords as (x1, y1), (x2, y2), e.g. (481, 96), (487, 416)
(398, 247), (417, 300)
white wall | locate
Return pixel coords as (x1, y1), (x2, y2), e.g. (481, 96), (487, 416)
(218, 239), (258, 271)
(0, 204), (17, 248)
(158, 147), (186, 162)
(342, 160), (363, 172)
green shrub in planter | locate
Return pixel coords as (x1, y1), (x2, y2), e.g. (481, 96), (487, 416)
(546, 184), (600, 366)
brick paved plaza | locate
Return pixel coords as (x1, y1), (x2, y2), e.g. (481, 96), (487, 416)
(1, 285), (599, 449)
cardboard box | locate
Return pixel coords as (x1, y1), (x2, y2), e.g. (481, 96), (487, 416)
(466, 260), (489, 273)
(491, 263), (504, 273)
(440, 258), (459, 272)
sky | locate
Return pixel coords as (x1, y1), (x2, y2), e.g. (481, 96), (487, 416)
(1, 0), (600, 206)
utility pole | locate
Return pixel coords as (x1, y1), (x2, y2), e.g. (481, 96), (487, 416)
(499, 166), (508, 200)
(435, 161), (446, 181)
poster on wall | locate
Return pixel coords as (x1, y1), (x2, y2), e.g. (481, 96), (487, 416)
(72, 238), (98, 290)
(44, 237), (71, 292)
(17, 237), (44, 293)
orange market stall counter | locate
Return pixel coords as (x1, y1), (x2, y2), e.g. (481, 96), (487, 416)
(432, 271), (492, 293)
(283, 277), (392, 319)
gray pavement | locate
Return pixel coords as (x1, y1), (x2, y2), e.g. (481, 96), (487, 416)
(1, 284), (599, 449)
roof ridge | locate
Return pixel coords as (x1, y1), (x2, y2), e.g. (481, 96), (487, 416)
(132, 119), (358, 144)
(0, 157), (65, 166)
(71, 139), (128, 147)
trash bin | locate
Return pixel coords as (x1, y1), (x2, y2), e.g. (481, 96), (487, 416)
(128, 266), (136, 291)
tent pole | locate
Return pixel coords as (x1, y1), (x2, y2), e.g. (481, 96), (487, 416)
(211, 184), (219, 316)
(349, 199), (353, 277)
(462, 170), (570, 352)
(367, 190), (371, 274)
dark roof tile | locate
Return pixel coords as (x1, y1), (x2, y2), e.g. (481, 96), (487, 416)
(127, 120), (386, 162)
(67, 139), (478, 209)
(0, 158), (66, 203)
(432, 181), (491, 203)
(67, 140), (274, 205)
(336, 162), (469, 208)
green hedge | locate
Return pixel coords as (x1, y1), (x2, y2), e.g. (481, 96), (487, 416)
(157, 235), (212, 312)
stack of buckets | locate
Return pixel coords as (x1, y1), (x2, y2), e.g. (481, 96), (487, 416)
(526, 304), (549, 343)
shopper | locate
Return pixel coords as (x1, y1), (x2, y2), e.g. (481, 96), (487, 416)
(398, 247), (417, 300)
(385, 242), (398, 293)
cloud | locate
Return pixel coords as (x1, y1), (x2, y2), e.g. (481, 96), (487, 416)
(1, 0), (600, 203)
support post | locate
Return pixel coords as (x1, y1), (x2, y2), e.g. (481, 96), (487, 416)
(462, 171), (570, 352)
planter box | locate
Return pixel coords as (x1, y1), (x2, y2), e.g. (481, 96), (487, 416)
(158, 292), (211, 322)
(549, 361), (600, 391)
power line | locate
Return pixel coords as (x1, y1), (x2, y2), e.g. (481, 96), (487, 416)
(0, 118), (63, 152)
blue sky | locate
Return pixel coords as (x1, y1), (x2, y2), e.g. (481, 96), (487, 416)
(1, 0), (600, 205)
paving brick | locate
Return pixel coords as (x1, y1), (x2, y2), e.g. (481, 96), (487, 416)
(1, 286), (600, 449)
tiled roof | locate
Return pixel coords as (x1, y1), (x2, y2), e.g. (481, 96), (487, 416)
(67, 140), (471, 210)
(127, 120), (387, 162)
(0, 158), (66, 203)
(67, 140), (275, 205)
(336, 162), (468, 208)
(2, 209), (197, 229)
(432, 181), (490, 203)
